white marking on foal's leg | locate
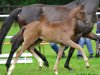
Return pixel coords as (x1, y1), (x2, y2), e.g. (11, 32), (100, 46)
(29, 48), (43, 68)
(55, 71), (58, 75)
(54, 45), (64, 75)
(67, 40), (89, 67)
(7, 58), (18, 75)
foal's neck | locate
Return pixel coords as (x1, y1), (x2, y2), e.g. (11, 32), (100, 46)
(65, 13), (77, 28)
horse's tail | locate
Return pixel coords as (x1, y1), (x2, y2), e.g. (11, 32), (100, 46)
(10, 27), (25, 44)
(0, 8), (22, 54)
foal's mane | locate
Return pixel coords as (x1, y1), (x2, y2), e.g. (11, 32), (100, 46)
(66, 5), (84, 24)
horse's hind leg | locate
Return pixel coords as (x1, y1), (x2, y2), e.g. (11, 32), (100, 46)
(32, 38), (49, 67)
(7, 43), (29, 75)
(66, 40), (89, 68)
(27, 40), (43, 69)
(28, 44), (43, 69)
(6, 36), (23, 72)
(54, 44), (65, 75)
(34, 48), (49, 67)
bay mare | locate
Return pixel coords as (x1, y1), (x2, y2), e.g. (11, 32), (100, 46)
(0, 0), (99, 72)
(7, 5), (89, 75)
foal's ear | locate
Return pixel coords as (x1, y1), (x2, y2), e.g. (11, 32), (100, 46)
(80, 3), (85, 8)
(79, 3), (85, 9)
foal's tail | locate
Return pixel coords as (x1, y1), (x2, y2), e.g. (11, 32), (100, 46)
(0, 8), (22, 54)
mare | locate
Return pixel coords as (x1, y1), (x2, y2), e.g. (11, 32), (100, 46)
(0, 0), (99, 72)
(7, 4), (89, 75)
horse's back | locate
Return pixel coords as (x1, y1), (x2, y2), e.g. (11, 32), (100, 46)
(42, 6), (70, 23)
(18, 4), (45, 24)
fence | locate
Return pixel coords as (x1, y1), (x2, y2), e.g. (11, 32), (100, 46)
(0, 5), (22, 14)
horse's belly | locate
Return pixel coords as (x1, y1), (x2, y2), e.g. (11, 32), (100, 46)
(40, 30), (68, 43)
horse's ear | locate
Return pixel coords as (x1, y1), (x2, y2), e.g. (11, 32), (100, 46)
(78, 3), (85, 9)
(80, 3), (85, 8)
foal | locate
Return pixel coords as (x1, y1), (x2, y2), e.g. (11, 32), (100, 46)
(7, 4), (89, 75)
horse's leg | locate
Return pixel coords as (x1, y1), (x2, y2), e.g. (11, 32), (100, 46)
(32, 38), (49, 67)
(28, 44), (43, 69)
(34, 48), (49, 67)
(54, 44), (65, 75)
(6, 37), (23, 71)
(64, 37), (80, 71)
(86, 33), (100, 57)
(6, 34), (48, 72)
(27, 40), (43, 68)
(64, 47), (75, 70)
(66, 40), (89, 68)
(7, 43), (29, 75)
(96, 40), (100, 57)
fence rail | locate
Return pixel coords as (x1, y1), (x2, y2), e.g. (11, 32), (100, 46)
(0, 12), (100, 18)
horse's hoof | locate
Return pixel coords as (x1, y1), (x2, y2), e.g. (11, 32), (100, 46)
(43, 61), (49, 67)
(86, 66), (89, 69)
(64, 65), (73, 71)
(69, 68), (74, 71)
(39, 66), (42, 70)
(54, 71), (58, 75)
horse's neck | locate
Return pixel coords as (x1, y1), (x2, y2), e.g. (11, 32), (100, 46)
(65, 14), (77, 29)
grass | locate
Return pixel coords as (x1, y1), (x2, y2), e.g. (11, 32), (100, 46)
(0, 23), (100, 75)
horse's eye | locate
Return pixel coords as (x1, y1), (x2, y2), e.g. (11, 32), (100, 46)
(80, 12), (85, 15)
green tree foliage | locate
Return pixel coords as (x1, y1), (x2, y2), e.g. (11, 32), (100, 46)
(0, 0), (74, 5)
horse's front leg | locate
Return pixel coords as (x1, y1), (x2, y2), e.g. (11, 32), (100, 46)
(64, 37), (80, 70)
(86, 32), (100, 57)
(54, 44), (65, 75)
(64, 47), (75, 71)
(96, 40), (100, 57)
(66, 39), (89, 68)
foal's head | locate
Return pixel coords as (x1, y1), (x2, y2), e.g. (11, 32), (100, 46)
(70, 4), (86, 22)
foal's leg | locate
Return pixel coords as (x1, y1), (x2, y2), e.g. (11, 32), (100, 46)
(6, 37), (23, 71)
(28, 45), (43, 69)
(7, 31), (39, 75)
(31, 38), (49, 67)
(7, 43), (29, 75)
(27, 41), (43, 68)
(66, 40), (89, 68)
(54, 44), (65, 75)
(64, 37), (80, 71)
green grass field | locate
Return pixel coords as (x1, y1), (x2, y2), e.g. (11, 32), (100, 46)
(0, 23), (100, 75)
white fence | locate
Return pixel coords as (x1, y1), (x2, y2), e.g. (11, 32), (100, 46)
(0, 53), (33, 64)
(0, 12), (100, 18)
(0, 36), (33, 64)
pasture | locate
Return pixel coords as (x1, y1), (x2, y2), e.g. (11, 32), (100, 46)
(0, 22), (100, 75)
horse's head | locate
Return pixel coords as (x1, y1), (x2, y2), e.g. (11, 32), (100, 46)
(75, 4), (87, 23)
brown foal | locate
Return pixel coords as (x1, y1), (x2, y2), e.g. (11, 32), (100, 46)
(7, 4), (89, 75)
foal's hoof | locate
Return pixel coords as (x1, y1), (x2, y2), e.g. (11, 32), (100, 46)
(43, 61), (49, 67)
(86, 66), (89, 69)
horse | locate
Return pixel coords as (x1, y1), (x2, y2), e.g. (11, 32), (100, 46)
(0, 0), (99, 72)
(7, 4), (89, 75)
